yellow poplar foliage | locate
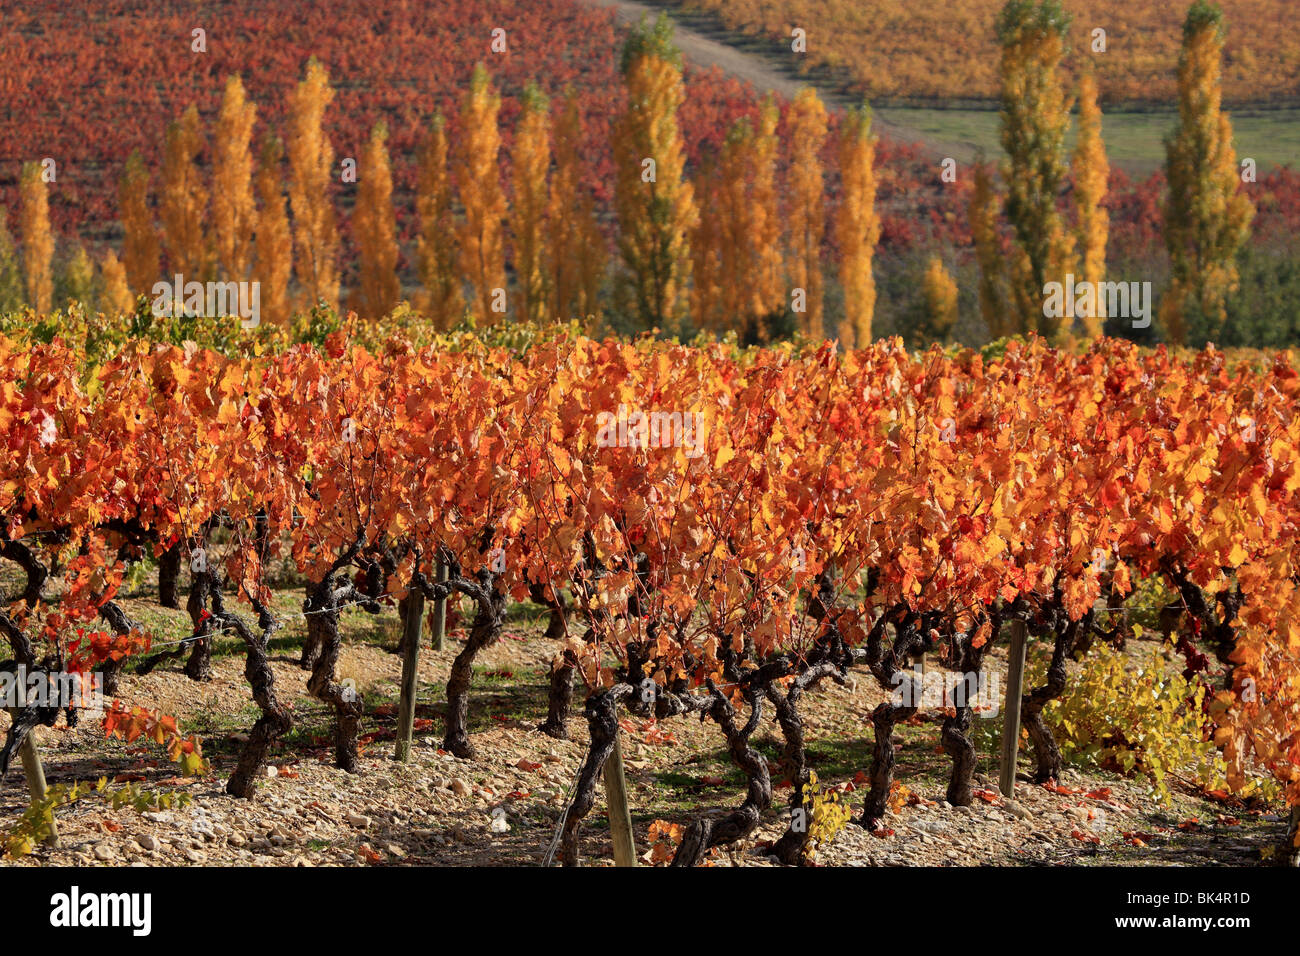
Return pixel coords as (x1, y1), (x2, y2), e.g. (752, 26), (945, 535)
(787, 87), (827, 340)
(835, 104), (880, 349)
(351, 122), (400, 319)
(0, 206), (22, 311)
(455, 64), (507, 323)
(119, 151), (159, 294)
(997, 0), (1075, 340)
(415, 114), (464, 330)
(715, 118), (772, 341)
(100, 249), (135, 316)
(751, 96), (783, 326)
(161, 105), (210, 281)
(921, 257), (959, 343)
(970, 162), (1009, 339)
(547, 89), (604, 324)
(717, 124), (754, 334)
(511, 84), (551, 323)
(212, 75), (259, 281)
(613, 15), (696, 331)
(62, 244), (94, 308)
(689, 160), (723, 333)
(1073, 69), (1109, 340)
(1161, 1), (1254, 346)
(254, 135), (293, 328)
(18, 162), (53, 314)
(287, 57), (339, 311)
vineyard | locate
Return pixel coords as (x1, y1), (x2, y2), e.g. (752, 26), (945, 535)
(0, 0), (1297, 894)
(1, 326), (1298, 866)
(0, 0), (764, 234)
(668, 0), (1300, 105)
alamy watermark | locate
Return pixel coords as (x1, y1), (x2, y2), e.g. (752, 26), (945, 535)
(595, 404), (706, 458)
(0, 666), (104, 713)
(151, 275), (260, 329)
(889, 666), (1002, 717)
(1043, 274), (1152, 329)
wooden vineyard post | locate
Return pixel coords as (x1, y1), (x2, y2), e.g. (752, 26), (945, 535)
(394, 585), (427, 762)
(603, 714), (637, 867)
(430, 555), (448, 653)
(11, 717), (58, 847)
(999, 618), (1028, 800)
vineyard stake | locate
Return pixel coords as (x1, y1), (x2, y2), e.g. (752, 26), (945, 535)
(16, 721), (58, 847)
(603, 713), (637, 867)
(394, 585), (426, 762)
(999, 618), (1028, 800)
(430, 555), (448, 653)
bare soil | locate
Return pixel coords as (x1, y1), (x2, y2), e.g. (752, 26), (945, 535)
(0, 584), (1288, 867)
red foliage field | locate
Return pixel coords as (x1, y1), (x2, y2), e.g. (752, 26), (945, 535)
(0, 0), (764, 239)
(1, 0), (1295, 265)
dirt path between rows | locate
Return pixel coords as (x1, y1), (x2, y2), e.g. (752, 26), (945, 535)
(576, 0), (981, 163)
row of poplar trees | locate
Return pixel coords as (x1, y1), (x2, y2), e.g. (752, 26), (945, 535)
(3, 16), (884, 347)
(973, 0), (1253, 346)
(4, 5), (1250, 348)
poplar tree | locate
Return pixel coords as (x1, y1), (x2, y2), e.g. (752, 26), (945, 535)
(970, 161), (1010, 339)
(415, 114), (464, 330)
(1161, 1), (1254, 345)
(161, 105), (210, 281)
(751, 96), (784, 330)
(1073, 69), (1110, 339)
(920, 257), (959, 344)
(351, 122), (400, 319)
(689, 159), (723, 334)
(997, 0), (1074, 340)
(100, 249), (135, 317)
(836, 104), (881, 349)
(254, 135), (293, 328)
(287, 58), (339, 311)
(119, 151), (160, 294)
(787, 87), (827, 340)
(62, 244), (95, 309)
(612, 15), (695, 331)
(454, 64), (506, 323)
(19, 162), (54, 314)
(212, 75), (258, 281)
(0, 208), (23, 312)
(546, 89), (604, 324)
(717, 121), (759, 338)
(511, 83), (551, 323)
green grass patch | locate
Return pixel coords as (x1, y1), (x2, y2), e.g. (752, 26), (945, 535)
(876, 106), (1300, 171)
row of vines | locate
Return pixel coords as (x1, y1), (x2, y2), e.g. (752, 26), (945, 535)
(2, 328), (1298, 864)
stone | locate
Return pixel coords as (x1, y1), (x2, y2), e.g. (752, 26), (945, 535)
(1004, 801), (1031, 820)
(93, 842), (114, 861)
(138, 834), (161, 852)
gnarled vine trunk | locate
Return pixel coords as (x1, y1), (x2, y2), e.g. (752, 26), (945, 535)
(940, 610), (994, 807)
(157, 543), (182, 609)
(304, 573), (365, 772)
(767, 660), (841, 865)
(671, 681), (771, 867)
(222, 592), (293, 798)
(442, 571), (507, 758)
(1020, 613), (1087, 783)
(861, 616), (922, 827)
(559, 684), (630, 866)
